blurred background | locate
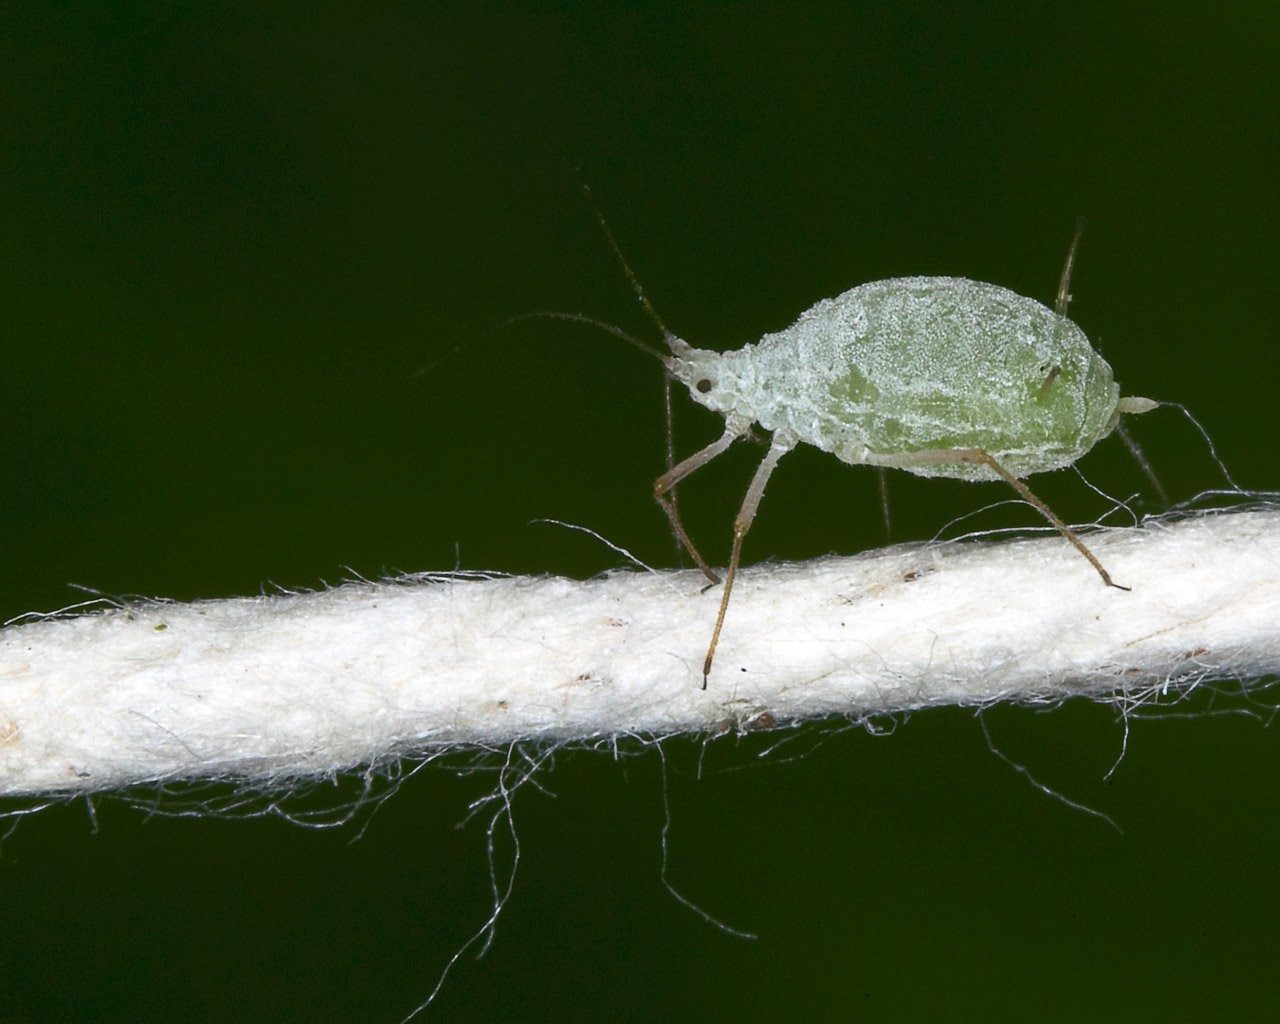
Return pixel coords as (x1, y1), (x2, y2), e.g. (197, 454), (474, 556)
(2, 5), (1277, 1021)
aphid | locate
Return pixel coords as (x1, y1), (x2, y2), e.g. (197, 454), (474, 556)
(558, 199), (1157, 687)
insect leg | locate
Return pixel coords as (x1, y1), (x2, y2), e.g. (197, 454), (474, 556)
(1113, 419), (1169, 504)
(655, 426), (743, 583)
(876, 467), (892, 539)
(661, 373), (685, 562)
(701, 440), (792, 688)
(1055, 217), (1085, 316)
(885, 447), (1128, 591)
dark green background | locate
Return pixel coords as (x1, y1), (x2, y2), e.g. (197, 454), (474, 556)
(2, 6), (1278, 1022)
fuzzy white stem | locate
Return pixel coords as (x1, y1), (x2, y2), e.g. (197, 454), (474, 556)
(1, 509), (1277, 798)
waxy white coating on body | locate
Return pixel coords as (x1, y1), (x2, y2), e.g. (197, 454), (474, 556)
(666, 276), (1142, 481)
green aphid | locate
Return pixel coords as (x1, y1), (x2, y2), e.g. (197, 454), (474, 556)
(569, 206), (1156, 686)
(674, 276), (1151, 482)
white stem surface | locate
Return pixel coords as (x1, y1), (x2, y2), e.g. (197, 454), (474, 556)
(1, 509), (1277, 798)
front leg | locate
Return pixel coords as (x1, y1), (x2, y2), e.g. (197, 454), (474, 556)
(654, 426), (742, 584)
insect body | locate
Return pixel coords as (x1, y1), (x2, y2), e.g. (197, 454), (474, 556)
(577, 205), (1156, 686)
(668, 276), (1152, 481)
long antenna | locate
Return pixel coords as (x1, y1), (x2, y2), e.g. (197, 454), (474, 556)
(569, 169), (691, 574)
(410, 309), (666, 379)
(574, 172), (672, 340)
(497, 311), (667, 363)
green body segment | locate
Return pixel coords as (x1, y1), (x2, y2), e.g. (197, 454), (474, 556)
(673, 277), (1122, 481)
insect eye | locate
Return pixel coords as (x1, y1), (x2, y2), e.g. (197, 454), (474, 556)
(696, 378), (713, 394)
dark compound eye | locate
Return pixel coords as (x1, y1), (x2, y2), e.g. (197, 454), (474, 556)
(696, 378), (713, 393)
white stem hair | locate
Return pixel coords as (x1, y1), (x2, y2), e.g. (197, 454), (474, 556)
(1, 507), (1277, 799)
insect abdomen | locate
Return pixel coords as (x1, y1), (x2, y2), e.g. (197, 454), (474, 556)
(750, 276), (1122, 479)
